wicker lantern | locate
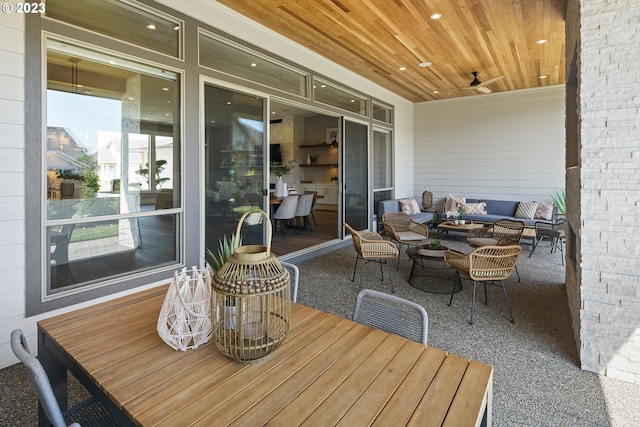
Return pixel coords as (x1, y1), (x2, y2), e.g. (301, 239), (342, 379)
(212, 210), (290, 362)
(422, 186), (433, 210)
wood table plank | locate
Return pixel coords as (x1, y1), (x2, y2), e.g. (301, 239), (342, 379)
(443, 361), (493, 427)
(371, 347), (448, 426)
(143, 314), (343, 426)
(408, 353), (471, 427)
(227, 320), (372, 427)
(299, 333), (409, 426)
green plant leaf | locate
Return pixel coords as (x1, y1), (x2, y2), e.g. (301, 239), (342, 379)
(550, 189), (566, 214)
(206, 234), (242, 272)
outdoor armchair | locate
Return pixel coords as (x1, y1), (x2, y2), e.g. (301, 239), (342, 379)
(529, 217), (566, 265)
(444, 245), (522, 325)
(467, 218), (525, 281)
(382, 211), (430, 270)
(344, 223), (398, 292)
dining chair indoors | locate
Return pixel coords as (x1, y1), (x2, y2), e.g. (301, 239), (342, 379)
(444, 245), (522, 325)
(344, 223), (399, 292)
(382, 211), (430, 270)
(352, 289), (428, 345)
(303, 190), (318, 226)
(294, 193), (314, 232)
(10, 329), (119, 427)
(273, 194), (299, 238)
(280, 261), (299, 302)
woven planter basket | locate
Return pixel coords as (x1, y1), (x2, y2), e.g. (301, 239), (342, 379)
(212, 210), (290, 362)
(157, 267), (212, 351)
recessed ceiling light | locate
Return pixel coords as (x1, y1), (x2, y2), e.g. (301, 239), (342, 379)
(320, 84), (326, 88)
(399, 66), (407, 71)
(539, 75), (548, 79)
(146, 24), (156, 30)
(174, 25), (180, 31)
(162, 87), (169, 91)
(430, 13), (442, 20)
(536, 39), (547, 44)
(127, 97), (134, 100)
(350, 99), (355, 103)
(250, 63), (257, 67)
(165, 113), (170, 116)
(166, 100), (171, 103)
(227, 101), (232, 105)
(272, 111), (276, 114)
(432, 90), (439, 94)
(419, 61), (432, 68)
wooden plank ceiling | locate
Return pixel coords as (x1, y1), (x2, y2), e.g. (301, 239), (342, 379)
(216, 0), (567, 103)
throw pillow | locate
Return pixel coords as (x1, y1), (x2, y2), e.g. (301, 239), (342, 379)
(515, 201), (539, 219)
(399, 198), (421, 215)
(444, 194), (466, 212)
(459, 201), (487, 215)
(534, 202), (554, 220)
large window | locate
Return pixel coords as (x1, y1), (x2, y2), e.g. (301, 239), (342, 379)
(44, 39), (181, 296)
(45, 0), (182, 58)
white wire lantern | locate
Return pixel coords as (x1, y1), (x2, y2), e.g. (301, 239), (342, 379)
(212, 210), (290, 363)
(422, 186), (433, 209)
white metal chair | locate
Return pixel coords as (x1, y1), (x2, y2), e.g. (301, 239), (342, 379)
(294, 193), (314, 232)
(280, 261), (299, 302)
(273, 195), (299, 238)
(10, 329), (119, 427)
(352, 289), (428, 345)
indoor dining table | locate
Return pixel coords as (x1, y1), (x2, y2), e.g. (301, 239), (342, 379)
(38, 284), (493, 427)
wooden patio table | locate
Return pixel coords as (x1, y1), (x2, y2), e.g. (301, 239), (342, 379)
(38, 285), (493, 427)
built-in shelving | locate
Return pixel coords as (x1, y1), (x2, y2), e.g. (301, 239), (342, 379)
(300, 163), (338, 168)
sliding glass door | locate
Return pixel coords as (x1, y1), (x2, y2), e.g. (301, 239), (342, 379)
(204, 84), (266, 255)
(343, 120), (369, 231)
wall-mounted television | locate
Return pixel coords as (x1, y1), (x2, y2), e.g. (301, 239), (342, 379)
(270, 143), (282, 164)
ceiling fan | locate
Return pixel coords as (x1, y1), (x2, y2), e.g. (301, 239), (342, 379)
(462, 71), (504, 93)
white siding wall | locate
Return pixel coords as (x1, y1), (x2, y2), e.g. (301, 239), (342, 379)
(413, 86), (565, 210)
(0, 2), (414, 368)
(0, 12), (26, 368)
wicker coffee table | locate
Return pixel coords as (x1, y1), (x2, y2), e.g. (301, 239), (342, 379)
(406, 245), (462, 294)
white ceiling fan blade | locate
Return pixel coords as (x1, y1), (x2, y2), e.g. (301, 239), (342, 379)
(476, 86), (492, 93)
(475, 75), (504, 87)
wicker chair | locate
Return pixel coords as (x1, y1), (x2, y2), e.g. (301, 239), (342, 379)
(466, 218), (525, 281)
(10, 329), (119, 427)
(352, 289), (428, 345)
(444, 245), (522, 324)
(381, 212), (430, 270)
(344, 223), (399, 292)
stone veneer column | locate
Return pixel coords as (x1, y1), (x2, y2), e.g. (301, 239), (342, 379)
(566, 0), (640, 384)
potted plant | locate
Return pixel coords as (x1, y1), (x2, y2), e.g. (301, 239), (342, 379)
(271, 159), (296, 197)
(550, 189), (566, 215)
(457, 206), (466, 224)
